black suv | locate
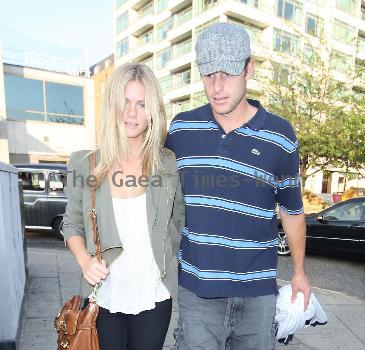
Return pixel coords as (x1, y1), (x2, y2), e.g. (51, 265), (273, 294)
(14, 163), (68, 239)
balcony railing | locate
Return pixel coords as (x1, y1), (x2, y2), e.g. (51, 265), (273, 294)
(173, 39), (192, 58)
(172, 70), (191, 88)
(174, 7), (192, 26)
(137, 2), (154, 19)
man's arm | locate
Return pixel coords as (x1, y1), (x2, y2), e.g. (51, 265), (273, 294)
(280, 209), (312, 309)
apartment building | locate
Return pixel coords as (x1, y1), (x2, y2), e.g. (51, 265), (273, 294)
(114, 0), (365, 117)
(113, 0), (365, 196)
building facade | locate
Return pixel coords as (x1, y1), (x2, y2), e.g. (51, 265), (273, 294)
(113, 0), (365, 197)
(1, 63), (95, 164)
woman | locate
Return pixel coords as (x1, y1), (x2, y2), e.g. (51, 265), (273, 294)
(62, 63), (184, 350)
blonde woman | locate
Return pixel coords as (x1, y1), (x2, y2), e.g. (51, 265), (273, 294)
(62, 63), (184, 350)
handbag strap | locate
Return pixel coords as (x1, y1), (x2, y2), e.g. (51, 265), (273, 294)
(89, 152), (101, 263)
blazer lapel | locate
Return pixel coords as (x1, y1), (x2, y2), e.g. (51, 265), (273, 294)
(146, 173), (162, 231)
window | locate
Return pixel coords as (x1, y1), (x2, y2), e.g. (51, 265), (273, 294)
(116, 12), (128, 34)
(324, 201), (365, 221)
(138, 29), (154, 47)
(277, 0), (302, 25)
(156, 17), (173, 41)
(333, 19), (356, 45)
(240, 0), (259, 9)
(272, 63), (291, 83)
(306, 13), (323, 37)
(303, 44), (315, 64)
(4, 75), (44, 121)
(173, 69), (191, 88)
(195, 0), (219, 15)
(307, 0), (324, 7)
(4, 75), (84, 124)
(195, 18), (219, 44)
(141, 56), (153, 69)
(160, 76), (172, 93)
(116, 38), (129, 57)
(138, 1), (153, 18)
(116, 0), (128, 8)
(228, 18), (263, 45)
(175, 6), (192, 27)
(49, 173), (66, 192)
(330, 50), (352, 73)
(175, 38), (192, 58)
(156, 0), (168, 13)
(156, 47), (172, 69)
(335, 0), (358, 16)
(19, 172), (45, 191)
(273, 29), (300, 56)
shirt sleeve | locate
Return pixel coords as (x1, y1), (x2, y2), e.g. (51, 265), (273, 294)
(276, 128), (304, 215)
(165, 122), (175, 152)
(62, 152), (86, 241)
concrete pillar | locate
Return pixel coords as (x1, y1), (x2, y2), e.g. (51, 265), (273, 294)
(0, 162), (26, 349)
(0, 44), (10, 164)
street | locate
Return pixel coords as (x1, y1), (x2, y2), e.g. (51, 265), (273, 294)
(26, 230), (365, 301)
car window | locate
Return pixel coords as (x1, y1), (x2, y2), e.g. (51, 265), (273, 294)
(49, 172), (67, 192)
(324, 202), (365, 221)
(19, 171), (45, 191)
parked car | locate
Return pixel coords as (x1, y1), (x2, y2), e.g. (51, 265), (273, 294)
(14, 163), (68, 239)
(278, 197), (365, 258)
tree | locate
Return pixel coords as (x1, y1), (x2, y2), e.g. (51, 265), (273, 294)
(260, 35), (365, 186)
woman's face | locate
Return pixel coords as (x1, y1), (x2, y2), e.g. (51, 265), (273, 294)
(122, 80), (148, 145)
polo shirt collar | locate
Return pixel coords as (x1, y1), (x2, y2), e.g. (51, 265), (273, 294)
(203, 99), (267, 131)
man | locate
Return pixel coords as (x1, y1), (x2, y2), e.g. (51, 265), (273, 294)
(166, 23), (311, 349)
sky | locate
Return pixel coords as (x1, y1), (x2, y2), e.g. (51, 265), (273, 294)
(0, 0), (114, 67)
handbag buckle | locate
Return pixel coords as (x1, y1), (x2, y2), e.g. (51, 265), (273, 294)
(60, 339), (69, 348)
(89, 209), (96, 220)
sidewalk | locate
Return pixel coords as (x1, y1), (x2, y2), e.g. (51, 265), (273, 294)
(19, 246), (365, 350)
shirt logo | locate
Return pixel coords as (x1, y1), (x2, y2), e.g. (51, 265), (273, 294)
(251, 148), (261, 156)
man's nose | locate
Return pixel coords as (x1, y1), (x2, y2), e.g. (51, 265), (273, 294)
(213, 74), (224, 93)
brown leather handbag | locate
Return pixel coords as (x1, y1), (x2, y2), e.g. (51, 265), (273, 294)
(54, 153), (101, 350)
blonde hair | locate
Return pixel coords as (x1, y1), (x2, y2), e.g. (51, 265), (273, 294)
(92, 63), (167, 187)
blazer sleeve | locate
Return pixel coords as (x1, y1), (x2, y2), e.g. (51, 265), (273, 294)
(168, 162), (185, 256)
(62, 152), (86, 242)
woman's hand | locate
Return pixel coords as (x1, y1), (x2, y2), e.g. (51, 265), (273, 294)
(81, 256), (109, 286)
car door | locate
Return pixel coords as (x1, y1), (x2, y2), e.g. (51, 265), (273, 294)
(306, 201), (363, 254)
(47, 171), (68, 226)
(18, 170), (48, 227)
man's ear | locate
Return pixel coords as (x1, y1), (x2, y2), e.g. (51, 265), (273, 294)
(245, 59), (255, 80)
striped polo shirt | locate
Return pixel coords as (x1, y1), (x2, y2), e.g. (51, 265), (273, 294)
(166, 99), (303, 298)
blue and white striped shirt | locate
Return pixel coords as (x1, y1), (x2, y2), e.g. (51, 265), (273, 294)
(166, 100), (303, 298)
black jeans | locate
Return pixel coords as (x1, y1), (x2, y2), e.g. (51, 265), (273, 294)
(96, 298), (172, 350)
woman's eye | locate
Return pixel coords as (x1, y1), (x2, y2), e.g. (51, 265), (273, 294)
(138, 103), (145, 109)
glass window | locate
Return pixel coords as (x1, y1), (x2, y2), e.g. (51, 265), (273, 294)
(138, 29), (154, 47)
(303, 44), (314, 64)
(156, 17), (173, 41)
(49, 173), (66, 192)
(141, 56), (153, 69)
(175, 38), (192, 58)
(240, 0), (259, 8)
(4, 75), (45, 121)
(156, 47), (172, 69)
(116, 12), (128, 34)
(277, 0), (302, 25)
(228, 18), (263, 45)
(273, 29), (300, 56)
(160, 76), (172, 93)
(324, 201), (365, 221)
(116, 38), (129, 57)
(156, 0), (168, 13)
(306, 13), (323, 37)
(116, 0), (128, 8)
(195, 0), (219, 15)
(175, 6), (192, 26)
(45, 82), (84, 117)
(173, 69), (191, 88)
(333, 19), (356, 45)
(138, 1), (153, 18)
(335, 0), (358, 16)
(19, 171), (45, 191)
(330, 50), (352, 73)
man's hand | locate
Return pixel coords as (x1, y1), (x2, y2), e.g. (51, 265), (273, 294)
(291, 271), (312, 310)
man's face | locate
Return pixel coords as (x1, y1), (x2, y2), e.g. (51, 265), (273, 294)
(201, 60), (254, 117)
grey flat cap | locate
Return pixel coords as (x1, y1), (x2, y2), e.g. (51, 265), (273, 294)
(195, 22), (251, 76)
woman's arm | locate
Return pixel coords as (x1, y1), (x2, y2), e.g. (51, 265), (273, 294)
(67, 236), (109, 285)
(63, 152), (109, 285)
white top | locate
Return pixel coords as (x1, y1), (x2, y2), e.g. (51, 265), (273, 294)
(95, 192), (170, 314)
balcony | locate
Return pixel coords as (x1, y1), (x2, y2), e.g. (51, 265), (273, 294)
(127, 42), (154, 61)
(130, 2), (154, 36)
(169, 0), (192, 13)
(167, 50), (194, 72)
(167, 8), (193, 43)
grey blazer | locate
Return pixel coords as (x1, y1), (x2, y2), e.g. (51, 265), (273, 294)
(62, 148), (185, 300)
